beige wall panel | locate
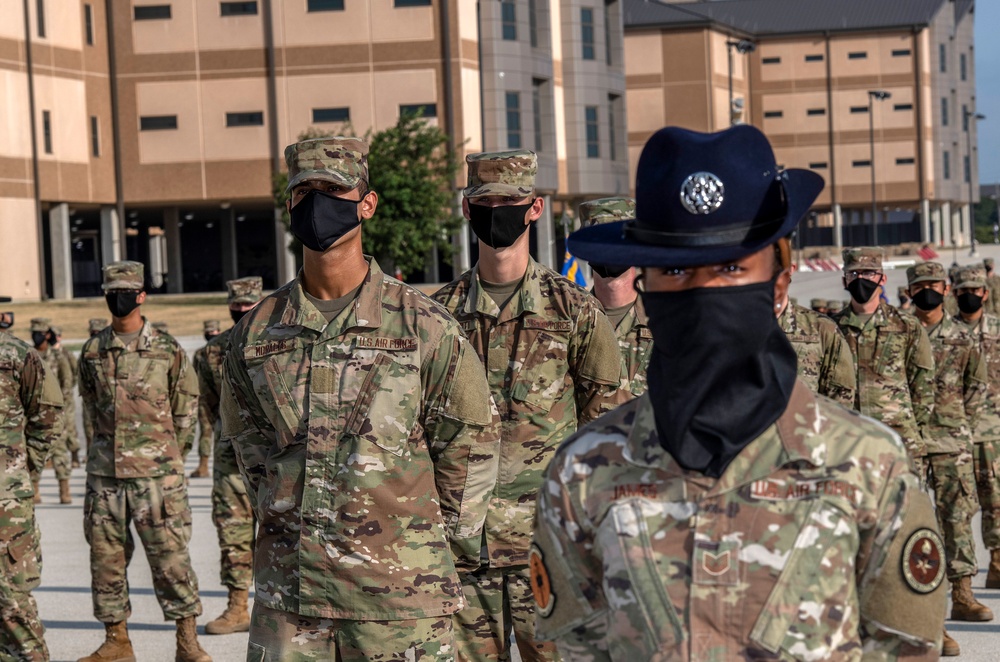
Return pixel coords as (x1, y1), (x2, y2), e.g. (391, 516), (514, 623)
(709, 31), (749, 80)
(201, 78), (269, 161)
(277, 0), (370, 47)
(661, 31), (708, 83)
(122, 162), (203, 201)
(0, 156), (31, 182)
(0, 196), (41, 300)
(772, 145), (831, 170)
(832, 87), (911, 133)
(52, 162), (94, 201)
(457, 0), (478, 42)
(829, 35), (882, 77)
(460, 66), (482, 153)
(624, 33), (663, 76)
(136, 80), (202, 164)
(34, 75), (89, 164)
(663, 82), (710, 132)
(372, 69), (438, 131)
(0, 70), (32, 159)
(760, 91), (828, 136)
(626, 87), (665, 134)
(627, 144), (642, 194)
(203, 159), (271, 201)
(36, 0), (84, 51)
(0, 3), (25, 41)
(758, 40), (826, 83)
(0, 39), (24, 64)
(371, 0), (434, 42)
(280, 73), (375, 143)
(132, 0), (198, 54)
(194, 0), (264, 51)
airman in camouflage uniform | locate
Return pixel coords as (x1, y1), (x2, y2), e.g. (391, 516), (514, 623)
(82, 319), (108, 451)
(50, 325), (83, 469)
(579, 197), (651, 399)
(190, 320), (222, 479)
(78, 260), (210, 662)
(777, 300), (856, 407)
(221, 137), (500, 661)
(0, 329), (63, 661)
(29, 317), (74, 504)
(533, 125), (945, 659)
(832, 248), (935, 473)
(196, 284), (259, 636)
(898, 285), (913, 312)
(434, 151), (624, 661)
(985, 258), (1000, 317)
(809, 298), (827, 314)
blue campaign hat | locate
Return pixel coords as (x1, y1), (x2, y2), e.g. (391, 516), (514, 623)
(568, 125), (824, 268)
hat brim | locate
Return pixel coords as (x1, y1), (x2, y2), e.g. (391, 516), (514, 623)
(286, 170), (361, 194)
(955, 280), (986, 289)
(907, 275), (946, 286)
(568, 169), (824, 269)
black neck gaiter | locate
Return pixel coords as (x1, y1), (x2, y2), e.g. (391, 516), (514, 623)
(640, 280), (798, 478)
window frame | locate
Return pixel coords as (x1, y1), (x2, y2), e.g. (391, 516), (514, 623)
(133, 5), (172, 20)
(501, 1), (517, 41)
(581, 7), (595, 61)
(220, 1), (258, 16)
(139, 115), (179, 131)
(307, 0), (344, 11)
(585, 105), (599, 159)
(90, 115), (100, 157)
(505, 92), (522, 150)
(225, 111), (265, 127)
(312, 107), (351, 124)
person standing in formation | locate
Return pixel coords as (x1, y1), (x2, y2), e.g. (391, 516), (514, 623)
(50, 324), (82, 469)
(28, 317), (74, 505)
(190, 320), (222, 479)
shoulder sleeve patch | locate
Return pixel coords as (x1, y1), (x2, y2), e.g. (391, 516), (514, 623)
(442, 345), (492, 427)
(902, 528), (946, 594)
(530, 544), (556, 618)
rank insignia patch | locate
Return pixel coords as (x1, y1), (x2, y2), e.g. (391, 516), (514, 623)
(902, 528), (945, 594)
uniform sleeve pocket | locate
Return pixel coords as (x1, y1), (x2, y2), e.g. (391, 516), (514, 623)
(261, 357), (304, 445)
(344, 353), (419, 457)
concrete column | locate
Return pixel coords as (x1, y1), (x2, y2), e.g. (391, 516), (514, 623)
(453, 191), (471, 273)
(221, 207), (238, 284)
(536, 194), (556, 270)
(425, 242), (441, 284)
(163, 207), (184, 293)
(48, 203), (73, 300)
(920, 199), (931, 244)
(99, 205), (122, 265)
(941, 202), (952, 247)
(832, 204), (843, 249)
(273, 209), (297, 285)
(959, 203), (972, 248)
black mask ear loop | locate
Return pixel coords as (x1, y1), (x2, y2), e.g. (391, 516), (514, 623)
(633, 270), (646, 294)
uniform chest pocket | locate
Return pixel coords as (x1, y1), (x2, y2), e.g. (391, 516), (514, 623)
(343, 352), (421, 457)
(511, 329), (570, 410)
(0, 360), (20, 422)
(130, 352), (172, 402)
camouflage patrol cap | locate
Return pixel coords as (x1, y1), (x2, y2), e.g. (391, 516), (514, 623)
(906, 261), (946, 285)
(102, 260), (144, 291)
(578, 197), (637, 227)
(152, 322), (169, 333)
(842, 247), (883, 272)
(897, 286), (909, 299)
(88, 318), (108, 333)
(227, 276), (263, 305)
(985, 258), (995, 270)
(956, 266), (987, 290)
(809, 298), (825, 310)
(29, 318), (50, 333)
(203, 320), (220, 333)
(284, 137), (369, 193)
(50, 325), (61, 336)
(464, 150), (537, 198)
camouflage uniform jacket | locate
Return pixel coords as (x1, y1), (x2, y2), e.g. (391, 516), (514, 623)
(194, 329), (238, 474)
(833, 302), (935, 458)
(78, 320), (199, 478)
(220, 259), (500, 620)
(963, 313), (1000, 442)
(38, 346), (74, 406)
(193, 344), (217, 455)
(533, 383), (946, 660)
(778, 302), (856, 408)
(923, 316), (987, 454)
(433, 257), (625, 567)
(612, 297), (652, 399)
(987, 275), (1000, 317)
(0, 332), (63, 498)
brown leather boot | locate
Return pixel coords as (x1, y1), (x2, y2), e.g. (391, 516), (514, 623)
(78, 621), (136, 662)
(987, 548), (1000, 589)
(32, 478), (41, 504)
(205, 587), (250, 635)
(942, 629), (960, 656)
(71, 450), (81, 468)
(189, 456), (210, 478)
(951, 575), (994, 621)
(59, 479), (72, 504)
(175, 616), (212, 662)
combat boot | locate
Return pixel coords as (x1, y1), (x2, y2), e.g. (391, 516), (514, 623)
(32, 477), (41, 504)
(986, 548), (1000, 589)
(950, 575), (994, 621)
(59, 479), (72, 504)
(189, 456), (210, 478)
(71, 450), (81, 468)
(205, 587), (250, 634)
(175, 616), (212, 662)
(78, 621), (135, 662)
(942, 629), (960, 656)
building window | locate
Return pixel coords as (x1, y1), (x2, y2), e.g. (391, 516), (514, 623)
(585, 106), (599, 158)
(42, 110), (52, 154)
(764, 110), (783, 118)
(962, 104), (969, 131)
(90, 116), (100, 157)
(939, 44), (946, 72)
(226, 112), (264, 127)
(896, 158), (915, 165)
(133, 5), (172, 20)
(762, 57), (780, 65)
(307, 0), (344, 10)
(139, 115), (178, 130)
(36, 0), (45, 37)
(892, 48), (911, 57)
(809, 162), (828, 169)
(848, 51), (867, 60)
(506, 92), (521, 149)
(532, 79), (544, 151)
(528, 0), (538, 47)
(850, 106), (868, 114)
(581, 8), (595, 60)
(608, 94), (620, 161)
(84, 4), (94, 45)
(807, 108), (826, 116)
(964, 155), (971, 183)
(501, 1), (516, 41)
(400, 103), (436, 118)
(220, 2), (257, 16)
(852, 160), (871, 168)
(941, 98), (948, 126)
(943, 151), (950, 179)
(805, 54), (823, 62)
(313, 107), (350, 123)
(605, 0), (616, 65)
(394, 0), (431, 6)
(893, 103), (913, 111)
(960, 53), (967, 81)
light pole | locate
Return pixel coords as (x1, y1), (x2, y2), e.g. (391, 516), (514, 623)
(868, 90), (891, 245)
(964, 109), (986, 256)
(726, 39), (755, 126)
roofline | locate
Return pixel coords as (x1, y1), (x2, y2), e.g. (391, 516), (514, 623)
(624, 21), (929, 40)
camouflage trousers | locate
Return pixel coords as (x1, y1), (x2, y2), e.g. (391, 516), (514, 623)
(83, 473), (202, 622)
(47, 429), (71, 481)
(455, 565), (560, 662)
(0, 500), (47, 662)
(247, 603), (456, 661)
(64, 396), (80, 454)
(211, 470), (254, 590)
(927, 449), (979, 580)
(974, 439), (1000, 550)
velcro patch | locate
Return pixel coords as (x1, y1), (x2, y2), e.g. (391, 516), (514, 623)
(523, 319), (573, 333)
(902, 528), (945, 594)
(355, 337), (417, 352)
(750, 478), (859, 504)
(794, 334), (820, 343)
(529, 545), (555, 617)
(613, 483), (658, 500)
(638, 328), (653, 340)
(244, 340), (293, 359)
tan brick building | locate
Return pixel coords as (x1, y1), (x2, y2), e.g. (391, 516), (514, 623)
(624, 0), (981, 251)
(2, 0), (628, 300)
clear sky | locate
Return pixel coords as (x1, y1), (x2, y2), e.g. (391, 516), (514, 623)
(976, 1), (998, 186)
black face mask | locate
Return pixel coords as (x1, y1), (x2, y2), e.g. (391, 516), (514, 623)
(847, 278), (880, 304)
(958, 292), (984, 315)
(31, 332), (48, 348)
(290, 189), (362, 253)
(591, 264), (630, 279)
(106, 291), (141, 318)
(468, 201), (532, 249)
(912, 289), (944, 311)
(640, 279), (798, 478)
(231, 308), (248, 324)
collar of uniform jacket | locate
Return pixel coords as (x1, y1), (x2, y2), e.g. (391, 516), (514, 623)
(839, 301), (891, 330)
(465, 256), (544, 320)
(279, 257), (385, 333)
(622, 381), (826, 496)
(98, 318), (155, 352)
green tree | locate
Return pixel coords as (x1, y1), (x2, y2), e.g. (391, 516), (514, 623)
(272, 113), (462, 279)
